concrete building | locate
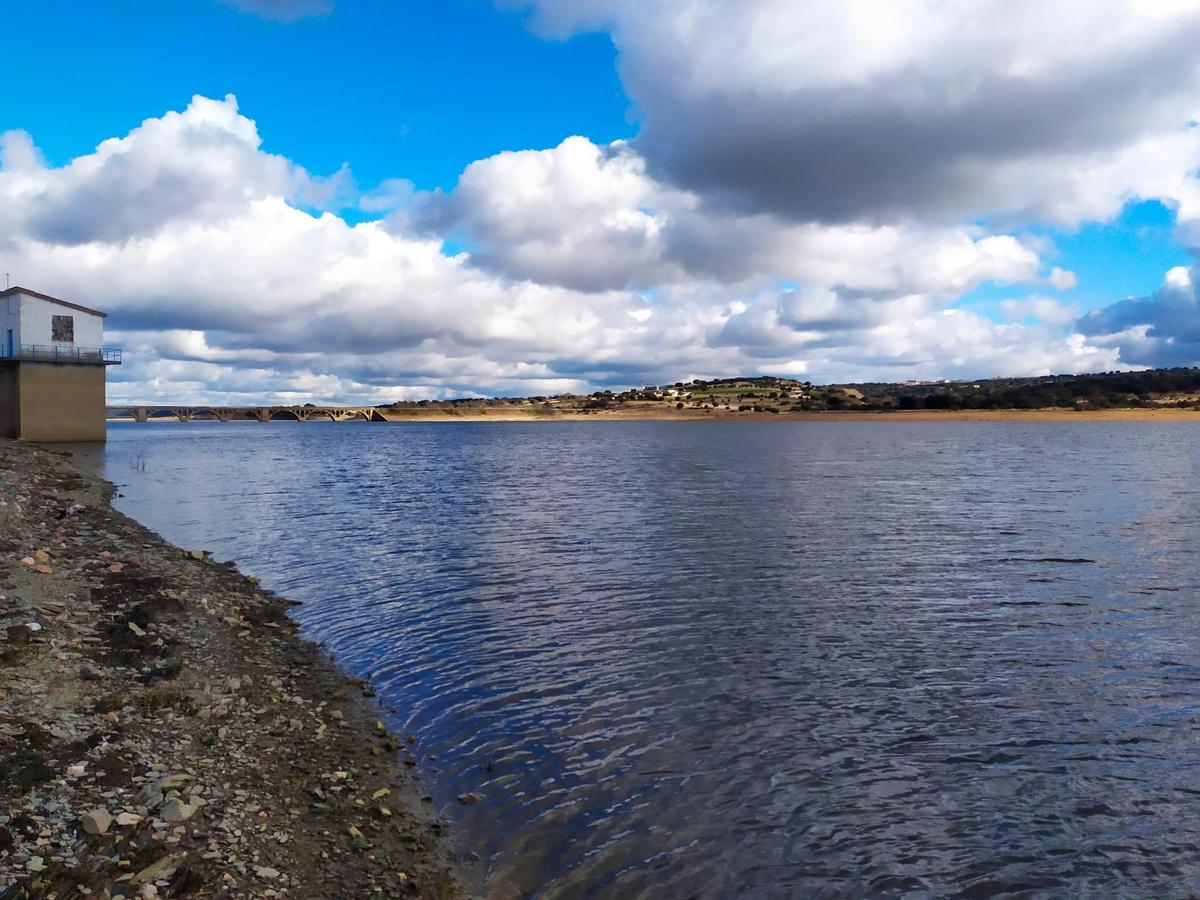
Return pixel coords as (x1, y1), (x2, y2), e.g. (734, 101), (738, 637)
(0, 287), (121, 441)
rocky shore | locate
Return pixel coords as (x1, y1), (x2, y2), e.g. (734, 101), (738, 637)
(0, 440), (463, 898)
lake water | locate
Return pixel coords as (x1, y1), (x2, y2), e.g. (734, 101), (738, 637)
(84, 420), (1200, 897)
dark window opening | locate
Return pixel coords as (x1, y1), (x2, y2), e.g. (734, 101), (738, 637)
(52, 315), (74, 343)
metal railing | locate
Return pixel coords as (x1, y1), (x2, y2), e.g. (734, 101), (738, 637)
(0, 344), (122, 364)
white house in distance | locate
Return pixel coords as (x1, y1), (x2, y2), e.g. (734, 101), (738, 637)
(0, 286), (121, 441)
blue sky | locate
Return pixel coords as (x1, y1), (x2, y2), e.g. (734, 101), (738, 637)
(959, 201), (1193, 320)
(2, 0), (1199, 403)
(3, 1), (630, 190)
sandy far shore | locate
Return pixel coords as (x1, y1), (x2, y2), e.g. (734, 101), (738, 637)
(0, 440), (464, 897)
(106, 406), (1200, 425)
(374, 407), (1200, 423)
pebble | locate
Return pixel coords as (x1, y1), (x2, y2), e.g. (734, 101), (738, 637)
(82, 808), (114, 835)
(161, 799), (199, 823)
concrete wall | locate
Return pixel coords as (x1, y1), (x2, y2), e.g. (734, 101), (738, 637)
(0, 365), (19, 437)
(0, 363), (108, 441)
(18, 294), (104, 348)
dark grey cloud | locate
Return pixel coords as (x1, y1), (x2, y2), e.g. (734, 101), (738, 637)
(515, 1), (1200, 226)
(1076, 264), (1200, 368)
(632, 27), (1200, 224)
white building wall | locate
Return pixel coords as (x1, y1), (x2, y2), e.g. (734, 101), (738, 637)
(17, 294), (104, 348)
(1, 294), (20, 352)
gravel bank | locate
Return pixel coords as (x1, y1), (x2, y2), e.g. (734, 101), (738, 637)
(0, 440), (464, 898)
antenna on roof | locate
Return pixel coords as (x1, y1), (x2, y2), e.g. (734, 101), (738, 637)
(4, 274), (9, 289)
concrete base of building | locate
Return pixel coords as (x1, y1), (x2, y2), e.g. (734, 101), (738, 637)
(0, 362), (108, 442)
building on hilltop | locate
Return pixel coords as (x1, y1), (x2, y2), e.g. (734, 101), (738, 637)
(0, 287), (121, 442)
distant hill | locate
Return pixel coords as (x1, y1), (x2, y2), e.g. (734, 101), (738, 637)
(377, 368), (1200, 414)
(840, 367), (1200, 411)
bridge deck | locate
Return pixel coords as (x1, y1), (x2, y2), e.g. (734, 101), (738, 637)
(106, 406), (387, 423)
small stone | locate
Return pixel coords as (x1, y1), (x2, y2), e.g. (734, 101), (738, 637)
(27, 856), (46, 873)
(132, 854), (182, 884)
(189, 550), (204, 560)
(330, 710), (344, 721)
(135, 781), (163, 808)
(82, 808), (113, 835)
(19, 556), (35, 567)
(117, 812), (143, 826)
(109, 562), (125, 573)
(67, 762), (88, 777)
(348, 825), (363, 839)
(33, 549), (50, 563)
(128, 621), (146, 637)
(255, 866), (280, 880)
(160, 800), (198, 823)
(371, 788), (391, 800)
(457, 792), (483, 805)
(34, 564), (53, 575)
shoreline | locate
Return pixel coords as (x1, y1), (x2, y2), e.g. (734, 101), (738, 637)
(0, 440), (465, 897)
(108, 407), (1200, 424)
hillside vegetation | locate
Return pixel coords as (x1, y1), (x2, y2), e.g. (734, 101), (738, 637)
(377, 369), (1200, 415)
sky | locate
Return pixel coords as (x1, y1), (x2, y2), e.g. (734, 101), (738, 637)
(2, 0), (1200, 404)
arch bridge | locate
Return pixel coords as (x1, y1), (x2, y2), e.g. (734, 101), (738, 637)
(107, 406), (389, 424)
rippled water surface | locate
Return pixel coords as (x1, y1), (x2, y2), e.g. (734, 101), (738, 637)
(86, 420), (1200, 896)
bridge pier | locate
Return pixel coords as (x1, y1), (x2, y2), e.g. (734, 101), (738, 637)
(135, 407), (148, 423)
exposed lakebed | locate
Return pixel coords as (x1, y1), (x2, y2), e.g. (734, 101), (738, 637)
(81, 419), (1200, 896)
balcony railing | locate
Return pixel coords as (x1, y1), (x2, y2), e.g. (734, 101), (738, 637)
(0, 344), (122, 365)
